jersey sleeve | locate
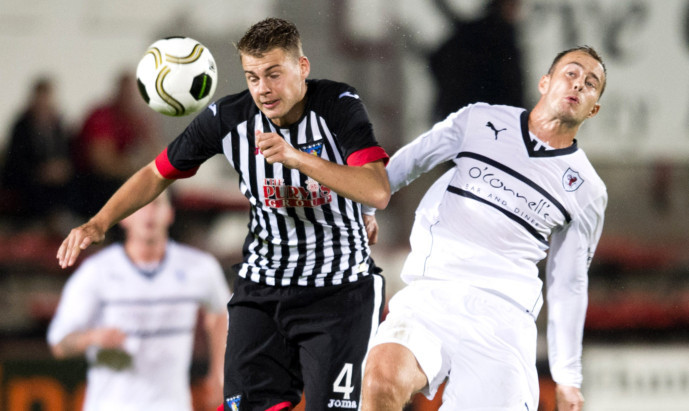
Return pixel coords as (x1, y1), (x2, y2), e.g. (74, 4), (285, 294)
(545, 193), (607, 387)
(321, 82), (389, 165)
(155, 103), (226, 179)
(386, 105), (471, 194)
(47, 261), (102, 346)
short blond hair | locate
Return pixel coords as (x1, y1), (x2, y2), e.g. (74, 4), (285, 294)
(236, 18), (303, 60)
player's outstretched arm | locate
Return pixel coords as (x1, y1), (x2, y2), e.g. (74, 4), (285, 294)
(51, 327), (127, 359)
(203, 310), (228, 408)
(57, 161), (174, 268)
(556, 384), (585, 411)
(256, 130), (390, 210)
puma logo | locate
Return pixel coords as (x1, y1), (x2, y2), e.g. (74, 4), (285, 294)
(486, 122), (506, 140)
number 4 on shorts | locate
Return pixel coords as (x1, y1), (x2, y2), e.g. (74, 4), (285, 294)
(333, 363), (354, 399)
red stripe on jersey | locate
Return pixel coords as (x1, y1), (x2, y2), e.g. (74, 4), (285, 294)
(347, 146), (389, 167)
(155, 148), (199, 179)
(264, 401), (293, 411)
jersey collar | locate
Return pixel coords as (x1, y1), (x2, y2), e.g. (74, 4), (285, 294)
(521, 110), (579, 158)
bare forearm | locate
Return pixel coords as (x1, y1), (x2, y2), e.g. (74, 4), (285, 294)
(294, 153), (390, 209)
(90, 161), (173, 232)
(51, 327), (126, 359)
(51, 331), (94, 358)
(256, 131), (390, 209)
(204, 312), (228, 381)
(58, 161), (174, 268)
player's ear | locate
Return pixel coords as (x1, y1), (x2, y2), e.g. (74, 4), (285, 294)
(299, 56), (310, 79)
(587, 102), (601, 118)
(537, 74), (550, 95)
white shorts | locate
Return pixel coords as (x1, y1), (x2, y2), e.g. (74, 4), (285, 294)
(371, 280), (539, 411)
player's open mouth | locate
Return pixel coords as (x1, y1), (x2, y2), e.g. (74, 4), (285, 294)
(566, 96), (579, 104)
(262, 99), (279, 109)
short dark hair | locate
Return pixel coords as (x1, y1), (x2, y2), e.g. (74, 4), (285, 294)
(236, 18), (303, 60)
(548, 45), (607, 97)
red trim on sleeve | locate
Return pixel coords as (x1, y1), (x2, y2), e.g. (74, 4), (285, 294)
(155, 148), (199, 179)
(264, 401), (293, 411)
(346, 146), (390, 167)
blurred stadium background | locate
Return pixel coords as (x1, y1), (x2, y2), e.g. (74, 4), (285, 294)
(1, 0), (689, 410)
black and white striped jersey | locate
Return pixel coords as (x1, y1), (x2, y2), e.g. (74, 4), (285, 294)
(156, 79), (389, 287)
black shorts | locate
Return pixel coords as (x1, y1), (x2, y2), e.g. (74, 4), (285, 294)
(223, 273), (385, 411)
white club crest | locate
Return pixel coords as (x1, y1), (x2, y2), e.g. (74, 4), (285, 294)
(562, 168), (584, 192)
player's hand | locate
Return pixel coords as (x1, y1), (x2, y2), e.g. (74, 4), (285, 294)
(57, 220), (107, 268)
(556, 384), (584, 411)
(91, 327), (127, 349)
(255, 130), (301, 168)
(363, 213), (379, 245)
(91, 328), (130, 370)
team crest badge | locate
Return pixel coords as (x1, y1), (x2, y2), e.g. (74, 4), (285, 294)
(562, 168), (584, 192)
(225, 395), (241, 411)
(298, 142), (323, 157)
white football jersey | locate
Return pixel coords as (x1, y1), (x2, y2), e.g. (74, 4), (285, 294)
(48, 241), (231, 411)
(387, 103), (607, 387)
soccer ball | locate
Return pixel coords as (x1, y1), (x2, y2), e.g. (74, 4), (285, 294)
(136, 37), (218, 116)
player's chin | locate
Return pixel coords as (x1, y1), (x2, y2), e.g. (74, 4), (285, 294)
(260, 106), (281, 118)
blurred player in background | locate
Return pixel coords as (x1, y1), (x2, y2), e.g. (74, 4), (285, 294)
(362, 46), (607, 411)
(57, 17), (390, 411)
(48, 192), (230, 410)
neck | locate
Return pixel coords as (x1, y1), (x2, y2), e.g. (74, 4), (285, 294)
(124, 237), (167, 264)
(528, 106), (579, 149)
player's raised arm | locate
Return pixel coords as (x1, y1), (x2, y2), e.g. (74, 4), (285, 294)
(255, 130), (390, 210)
(57, 161), (174, 268)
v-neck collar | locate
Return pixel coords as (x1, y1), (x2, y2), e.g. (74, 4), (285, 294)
(121, 242), (169, 280)
(520, 111), (578, 158)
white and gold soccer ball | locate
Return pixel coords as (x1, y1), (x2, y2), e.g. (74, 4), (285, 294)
(136, 37), (218, 116)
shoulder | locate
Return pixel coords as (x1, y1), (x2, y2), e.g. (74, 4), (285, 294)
(440, 102), (524, 131)
(466, 102), (524, 117)
(66, 244), (123, 285)
(307, 79), (361, 106)
(209, 89), (256, 122)
(167, 241), (220, 266)
(214, 89), (254, 109)
(195, 89), (255, 123)
(180, 89), (256, 141)
(567, 149), (608, 211)
(572, 149), (606, 189)
(308, 78), (355, 94)
(84, 105), (114, 123)
(78, 243), (123, 268)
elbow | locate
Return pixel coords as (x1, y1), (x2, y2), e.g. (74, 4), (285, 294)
(373, 194), (391, 210)
(369, 186), (391, 210)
